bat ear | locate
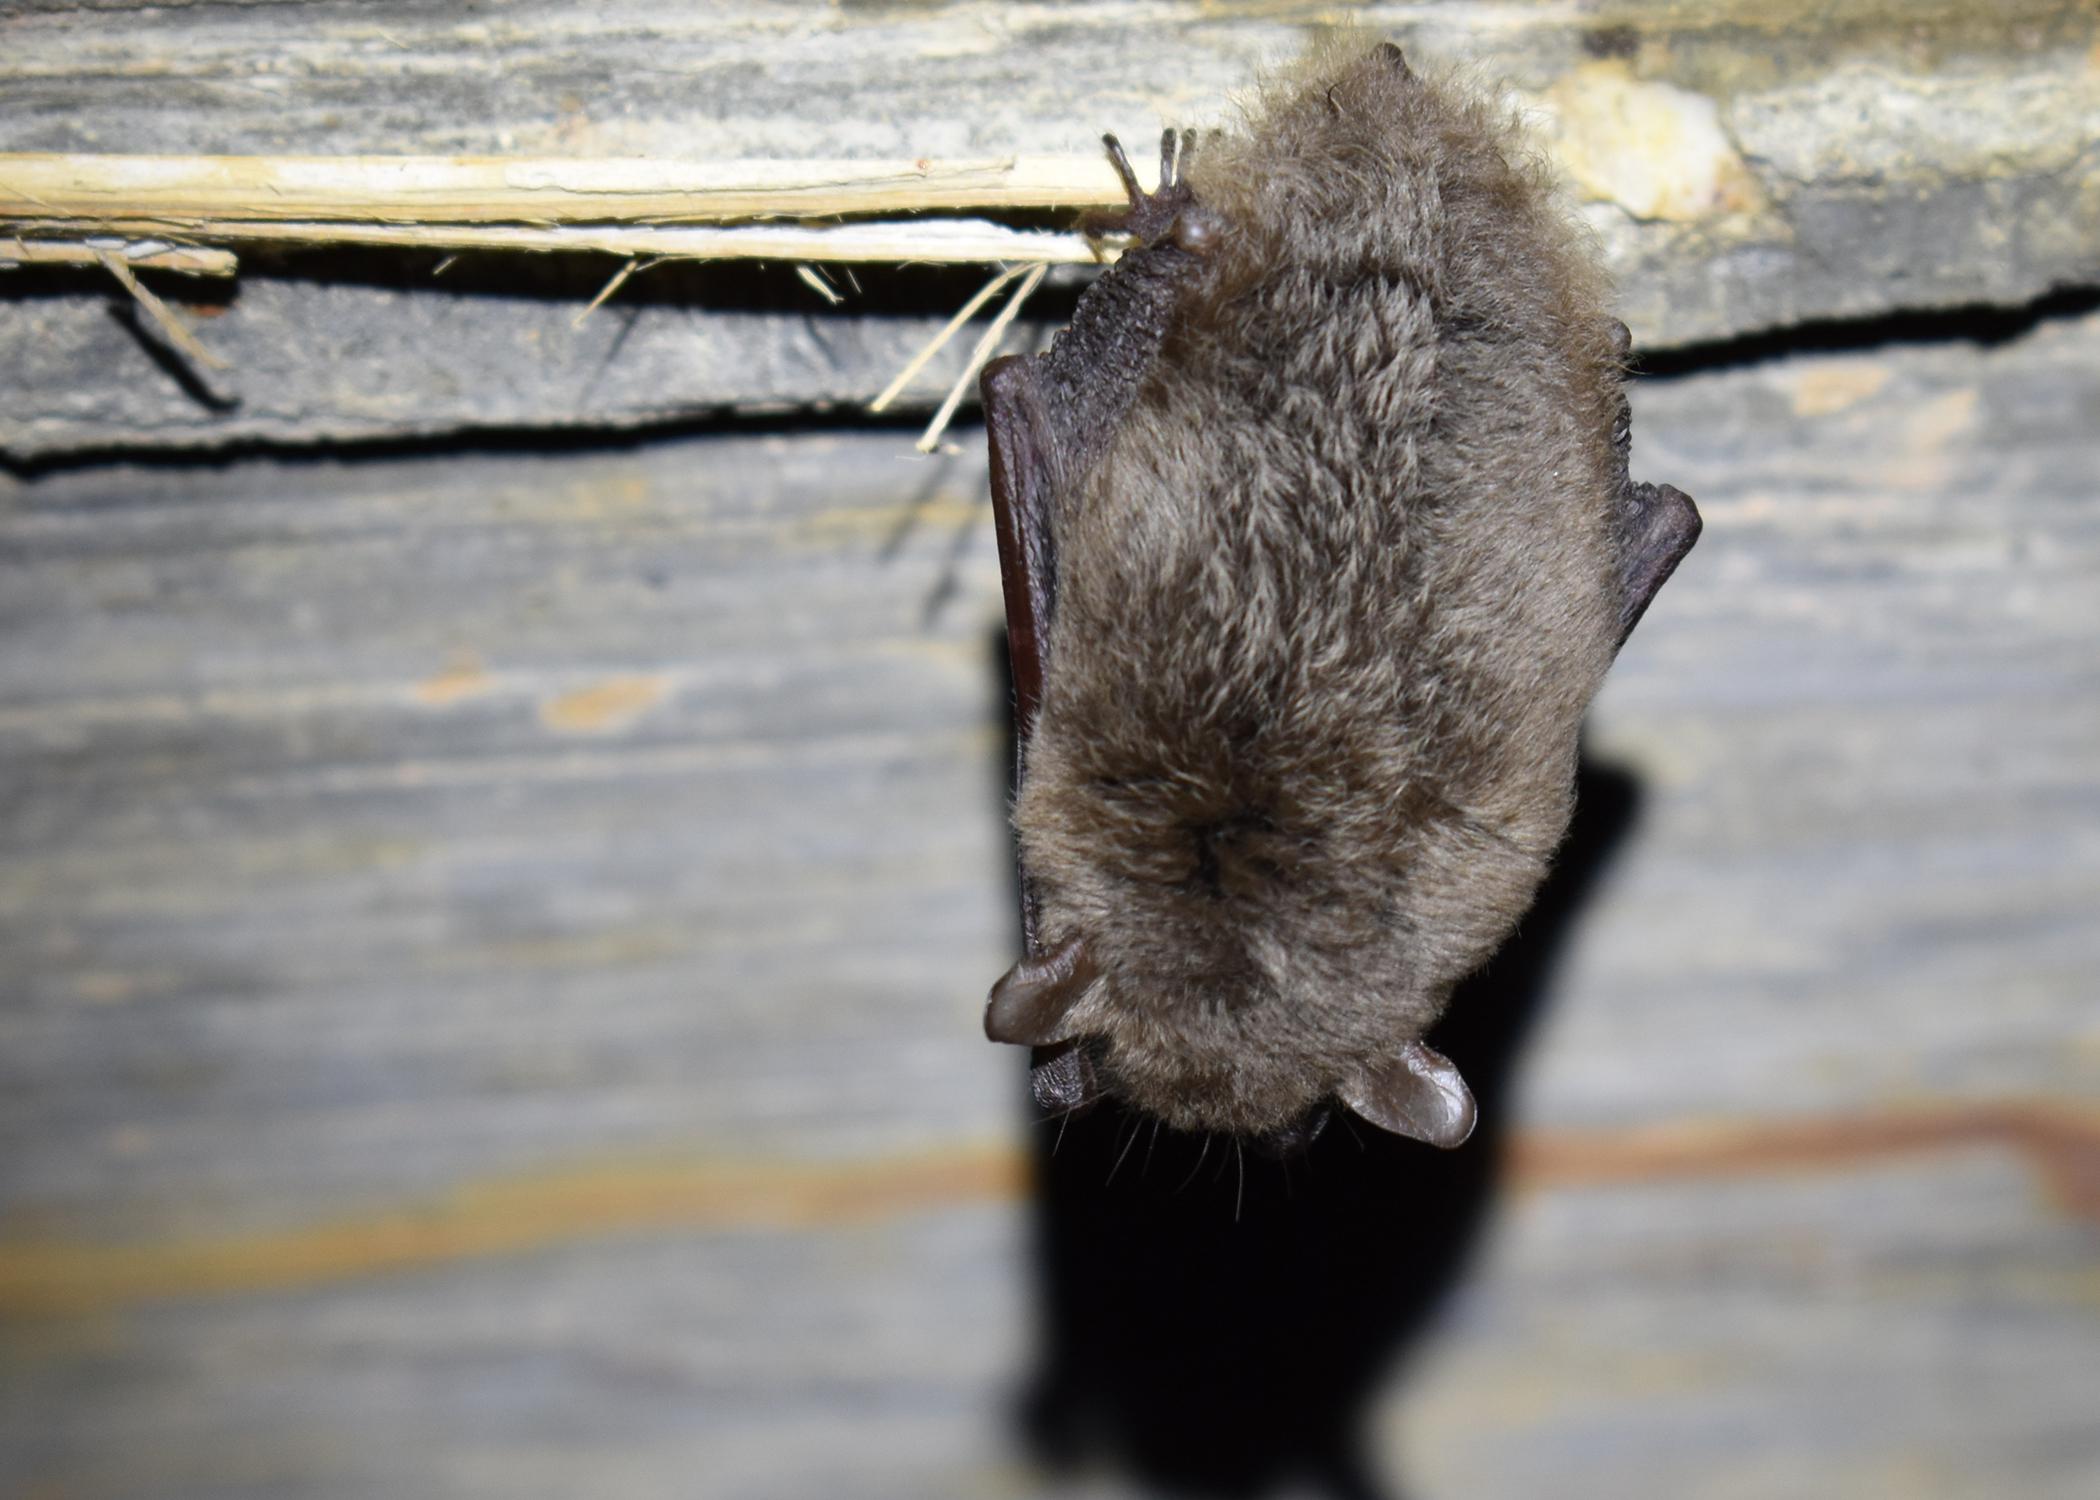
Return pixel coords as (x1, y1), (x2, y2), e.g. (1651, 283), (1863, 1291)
(1338, 1041), (1477, 1148)
(1376, 41), (1416, 80)
(984, 936), (1099, 1047)
(1614, 480), (1702, 647)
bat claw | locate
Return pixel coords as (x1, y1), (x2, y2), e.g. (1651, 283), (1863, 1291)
(1101, 132), (1143, 205)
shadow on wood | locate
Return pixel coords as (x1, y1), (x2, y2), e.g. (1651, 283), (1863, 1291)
(998, 677), (1643, 1498)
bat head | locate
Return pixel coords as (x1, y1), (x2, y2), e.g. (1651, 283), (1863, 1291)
(984, 925), (1476, 1153)
(984, 695), (1559, 1148)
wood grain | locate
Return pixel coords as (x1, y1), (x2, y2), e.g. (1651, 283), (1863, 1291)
(2, 213), (1101, 263)
(0, 151), (1132, 223)
(2, 302), (2096, 1498)
(3, 0), (2094, 456)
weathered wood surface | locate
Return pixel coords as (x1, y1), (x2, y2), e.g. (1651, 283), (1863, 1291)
(4, 0), (2098, 456)
(0, 257), (1053, 456)
(3, 298), (2097, 1495)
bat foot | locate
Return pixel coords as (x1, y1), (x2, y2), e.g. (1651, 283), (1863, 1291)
(1084, 130), (1224, 256)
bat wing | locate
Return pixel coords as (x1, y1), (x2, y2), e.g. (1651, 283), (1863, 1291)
(982, 352), (1104, 1113)
(980, 136), (1210, 795)
(978, 136), (1220, 1119)
(1615, 480), (1701, 648)
(980, 353), (1059, 758)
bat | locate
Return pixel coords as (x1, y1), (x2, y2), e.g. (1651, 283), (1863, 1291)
(978, 38), (1700, 1150)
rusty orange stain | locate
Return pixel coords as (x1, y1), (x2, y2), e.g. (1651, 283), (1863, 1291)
(1506, 1101), (2100, 1223)
(70, 972), (144, 1004)
(4, 1103), (2095, 1324)
(413, 651), (490, 706)
(537, 674), (668, 733)
(1789, 360), (1891, 418)
(556, 473), (651, 518)
(0, 1145), (1027, 1322)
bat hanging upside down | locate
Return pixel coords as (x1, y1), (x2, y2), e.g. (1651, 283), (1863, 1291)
(978, 38), (1700, 1151)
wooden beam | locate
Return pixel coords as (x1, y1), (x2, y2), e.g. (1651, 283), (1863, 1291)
(0, 151), (1131, 226)
(6, 215), (1101, 266)
(0, 235), (237, 274)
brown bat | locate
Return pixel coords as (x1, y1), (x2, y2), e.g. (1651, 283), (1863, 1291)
(979, 39), (1699, 1149)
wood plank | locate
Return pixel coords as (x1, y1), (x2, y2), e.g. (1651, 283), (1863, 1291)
(0, 261), (1054, 459)
(1, 301), (2096, 1497)
(3, 0), (2094, 456)
(1392, 1153), (2100, 1500)
(0, 151), (1132, 222)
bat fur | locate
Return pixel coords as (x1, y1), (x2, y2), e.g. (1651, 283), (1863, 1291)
(981, 38), (1700, 1146)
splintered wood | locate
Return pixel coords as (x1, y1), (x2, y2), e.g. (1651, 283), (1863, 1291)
(0, 151), (1132, 265)
(909, 262), (1047, 452)
(1, 236), (236, 274)
(0, 150), (1128, 386)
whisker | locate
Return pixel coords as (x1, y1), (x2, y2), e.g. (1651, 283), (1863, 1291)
(1053, 1105), (1076, 1156)
(1105, 1113), (1142, 1185)
(1176, 1132), (1213, 1193)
